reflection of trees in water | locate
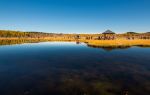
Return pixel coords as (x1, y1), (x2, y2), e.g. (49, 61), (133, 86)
(0, 39), (46, 46)
(87, 45), (131, 51)
(0, 40), (82, 46)
(101, 47), (130, 51)
(76, 41), (81, 44)
(87, 45), (150, 51)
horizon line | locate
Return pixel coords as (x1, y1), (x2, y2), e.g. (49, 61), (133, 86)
(0, 29), (150, 34)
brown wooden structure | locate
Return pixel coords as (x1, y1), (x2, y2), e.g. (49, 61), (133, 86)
(102, 30), (116, 40)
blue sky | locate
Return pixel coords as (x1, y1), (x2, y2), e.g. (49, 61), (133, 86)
(0, 0), (150, 33)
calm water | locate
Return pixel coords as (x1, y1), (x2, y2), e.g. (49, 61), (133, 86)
(0, 42), (150, 95)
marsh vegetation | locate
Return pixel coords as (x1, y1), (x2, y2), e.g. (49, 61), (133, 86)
(1, 30), (150, 48)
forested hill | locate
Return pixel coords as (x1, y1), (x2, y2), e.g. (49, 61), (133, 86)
(0, 30), (57, 38)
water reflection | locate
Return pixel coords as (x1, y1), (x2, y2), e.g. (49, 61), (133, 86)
(87, 44), (150, 51)
(87, 45), (131, 51)
(0, 39), (46, 46)
(0, 41), (150, 95)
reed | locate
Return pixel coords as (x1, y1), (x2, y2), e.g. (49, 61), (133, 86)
(86, 39), (150, 47)
(0, 37), (150, 47)
(87, 40), (150, 47)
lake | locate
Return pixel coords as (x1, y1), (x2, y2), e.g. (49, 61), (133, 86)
(0, 41), (150, 95)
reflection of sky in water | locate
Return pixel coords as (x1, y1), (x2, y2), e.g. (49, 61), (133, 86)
(0, 42), (150, 95)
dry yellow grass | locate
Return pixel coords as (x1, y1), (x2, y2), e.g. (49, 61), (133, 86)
(1, 37), (150, 47)
(86, 39), (150, 47)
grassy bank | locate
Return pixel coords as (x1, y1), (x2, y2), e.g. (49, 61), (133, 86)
(0, 38), (150, 48)
(86, 39), (150, 48)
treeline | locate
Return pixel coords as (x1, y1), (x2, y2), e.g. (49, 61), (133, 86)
(0, 30), (57, 38)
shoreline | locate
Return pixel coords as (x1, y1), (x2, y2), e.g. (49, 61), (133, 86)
(0, 38), (150, 47)
(86, 39), (150, 48)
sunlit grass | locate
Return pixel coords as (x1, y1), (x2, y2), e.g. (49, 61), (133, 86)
(0, 38), (150, 47)
(86, 39), (150, 47)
